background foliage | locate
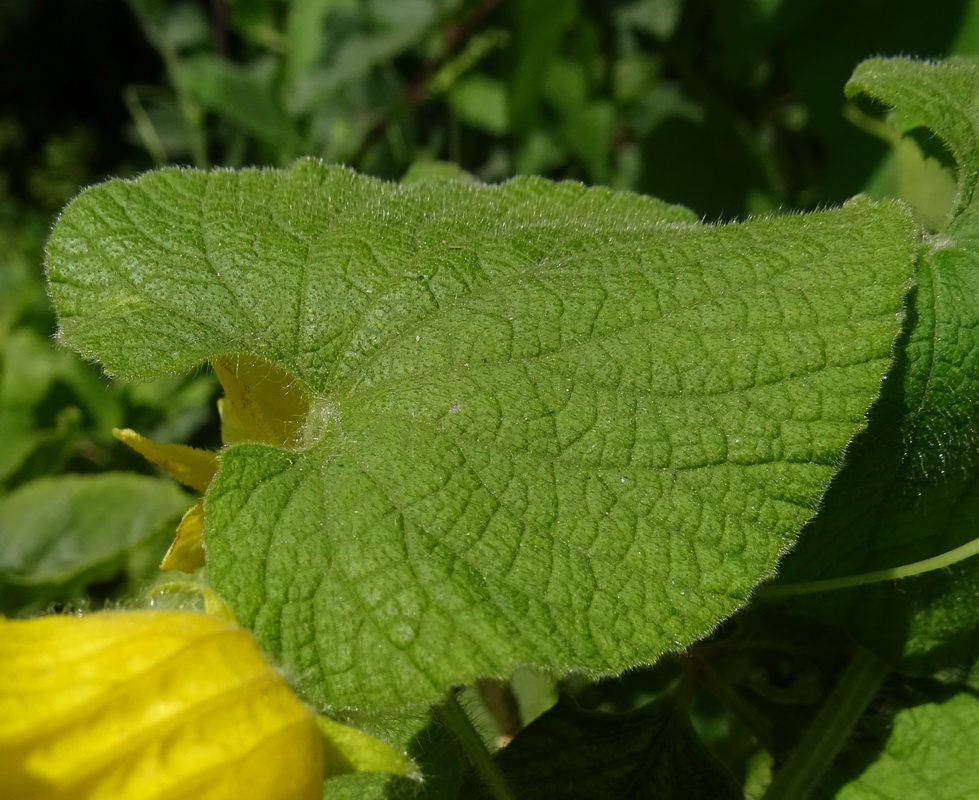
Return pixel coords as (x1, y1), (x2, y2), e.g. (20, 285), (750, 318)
(4, 2), (979, 798)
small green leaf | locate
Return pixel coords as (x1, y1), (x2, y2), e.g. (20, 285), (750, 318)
(847, 57), (979, 224)
(316, 715), (415, 779)
(460, 694), (743, 800)
(46, 161), (914, 708)
(324, 706), (465, 800)
(0, 473), (189, 613)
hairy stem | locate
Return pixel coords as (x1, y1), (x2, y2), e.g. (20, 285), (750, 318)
(438, 689), (516, 800)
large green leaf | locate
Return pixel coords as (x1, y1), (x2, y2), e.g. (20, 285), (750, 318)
(45, 161), (913, 708)
(772, 57), (979, 686)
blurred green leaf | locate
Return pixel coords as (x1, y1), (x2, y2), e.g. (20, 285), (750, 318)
(289, 0), (448, 115)
(0, 221), (47, 345)
(0, 329), (122, 485)
(616, 0), (684, 40)
(562, 101), (614, 183)
(448, 75), (508, 136)
(284, 0), (340, 89)
(176, 54), (296, 153)
(0, 473), (189, 614)
(543, 59), (614, 182)
(514, 128), (567, 175)
(509, 0), (577, 134)
(858, 120), (957, 232)
(113, 372), (218, 447)
(146, 0), (210, 54)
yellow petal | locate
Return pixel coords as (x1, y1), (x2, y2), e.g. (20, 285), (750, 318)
(212, 354), (310, 447)
(160, 502), (207, 572)
(113, 428), (218, 493)
(0, 611), (323, 800)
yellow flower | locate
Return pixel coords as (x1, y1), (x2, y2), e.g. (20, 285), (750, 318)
(114, 354), (311, 572)
(0, 610), (323, 800)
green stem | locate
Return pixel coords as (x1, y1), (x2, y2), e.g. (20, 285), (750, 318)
(123, 86), (168, 166)
(757, 534), (979, 598)
(126, 0), (210, 168)
(438, 689), (516, 800)
(692, 656), (774, 752)
(761, 646), (889, 800)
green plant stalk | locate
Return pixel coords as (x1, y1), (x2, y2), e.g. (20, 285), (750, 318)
(760, 646), (889, 800)
(690, 655), (774, 752)
(123, 87), (168, 166)
(757, 534), (979, 598)
(438, 689), (516, 800)
(125, 0), (209, 169)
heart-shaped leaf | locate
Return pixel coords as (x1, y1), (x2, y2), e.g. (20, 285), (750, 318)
(46, 162), (914, 707)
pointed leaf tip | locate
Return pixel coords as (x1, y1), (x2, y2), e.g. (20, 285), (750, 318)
(113, 428), (218, 493)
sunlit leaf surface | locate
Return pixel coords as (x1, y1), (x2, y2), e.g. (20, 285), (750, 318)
(46, 163), (914, 707)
